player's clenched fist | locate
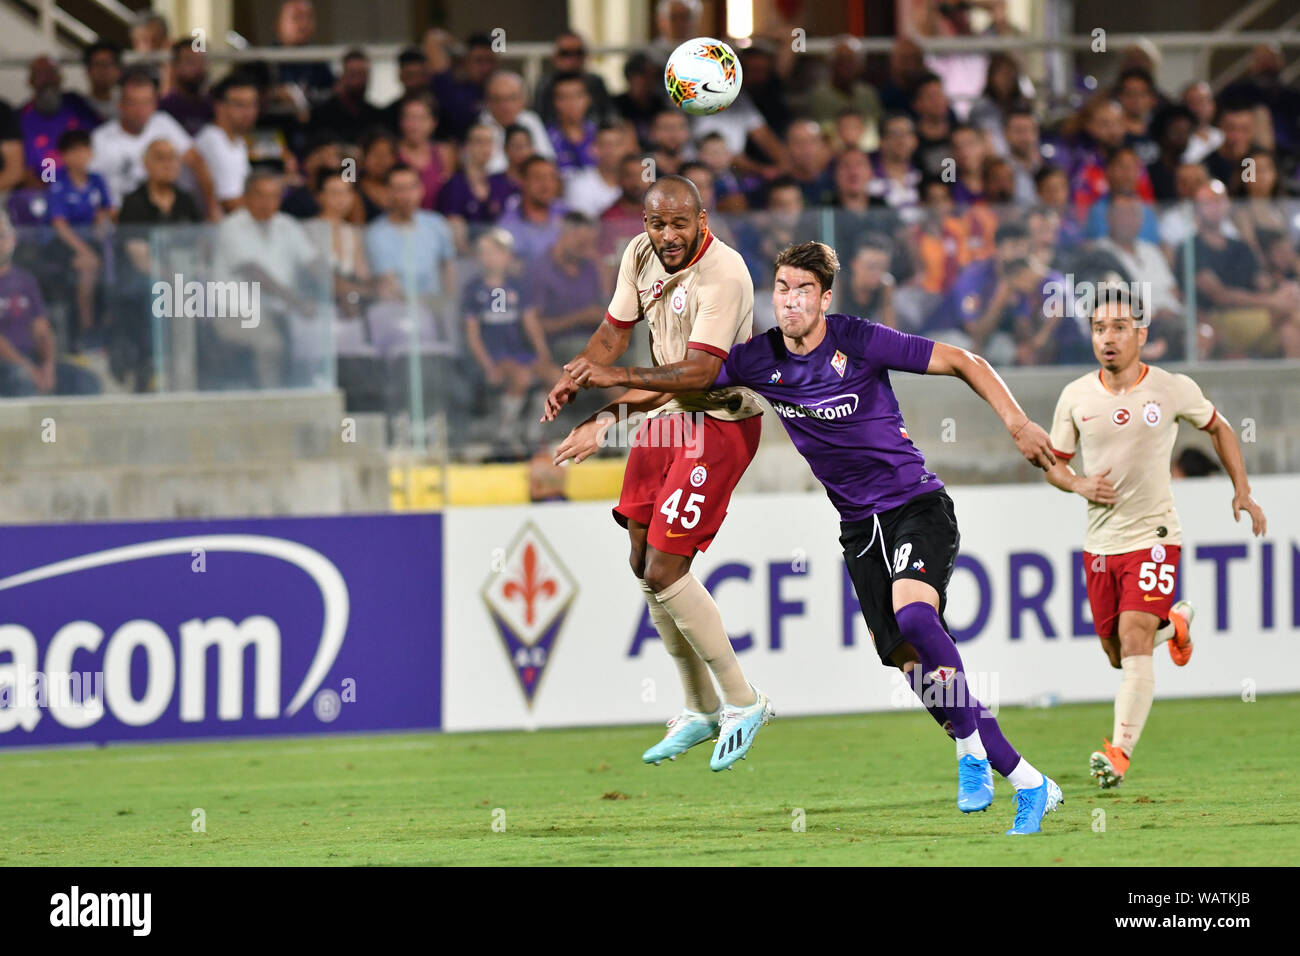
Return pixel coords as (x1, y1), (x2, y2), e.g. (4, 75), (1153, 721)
(564, 358), (622, 389)
(1011, 419), (1056, 470)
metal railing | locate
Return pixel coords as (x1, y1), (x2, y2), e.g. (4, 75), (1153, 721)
(4, 30), (1300, 69)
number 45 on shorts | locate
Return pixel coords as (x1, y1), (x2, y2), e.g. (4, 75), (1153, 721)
(660, 489), (706, 529)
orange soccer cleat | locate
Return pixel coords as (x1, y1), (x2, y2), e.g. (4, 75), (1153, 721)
(1089, 738), (1130, 789)
(1167, 600), (1195, 667)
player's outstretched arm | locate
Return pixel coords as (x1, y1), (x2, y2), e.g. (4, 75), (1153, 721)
(553, 388), (672, 466)
(565, 349), (723, 393)
(541, 319), (634, 422)
(925, 342), (1056, 470)
(1203, 416), (1267, 535)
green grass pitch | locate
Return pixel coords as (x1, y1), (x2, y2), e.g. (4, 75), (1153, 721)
(1, 695), (1296, 866)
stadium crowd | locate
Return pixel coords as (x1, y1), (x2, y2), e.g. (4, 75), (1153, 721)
(1, 0), (1299, 454)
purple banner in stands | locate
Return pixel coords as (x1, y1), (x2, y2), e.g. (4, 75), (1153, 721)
(0, 513), (442, 747)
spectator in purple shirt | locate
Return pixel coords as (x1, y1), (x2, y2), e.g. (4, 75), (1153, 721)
(436, 122), (517, 248)
(0, 213), (101, 396)
(498, 155), (567, 266)
(159, 39), (214, 137)
(18, 55), (100, 180)
(546, 73), (598, 173)
(424, 29), (499, 142)
(525, 211), (607, 362)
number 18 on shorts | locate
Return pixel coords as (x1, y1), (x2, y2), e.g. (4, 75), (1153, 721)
(1082, 544), (1181, 639)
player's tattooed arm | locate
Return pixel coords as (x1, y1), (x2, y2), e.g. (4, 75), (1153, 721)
(566, 349), (722, 391)
(553, 388), (672, 466)
(1203, 415), (1267, 535)
(585, 319), (634, 364)
(926, 342), (1056, 470)
(541, 320), (634, 422)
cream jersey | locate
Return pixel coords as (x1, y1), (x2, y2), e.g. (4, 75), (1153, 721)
(606, 229), (763, 421)
(1049, 363), (1218, 554)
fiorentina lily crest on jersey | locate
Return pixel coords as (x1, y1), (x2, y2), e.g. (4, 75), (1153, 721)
(831, 350), (848, 377)
(481, 521), (577, 706)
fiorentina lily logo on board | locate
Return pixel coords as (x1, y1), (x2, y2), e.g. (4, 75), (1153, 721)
(481, 522), (576, 706)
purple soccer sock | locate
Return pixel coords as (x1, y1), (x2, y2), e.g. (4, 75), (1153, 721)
(896, 601), (1023, 776)
(909, 679), (1020, 775)
(895, 601), (978, 738)
(974, 702), (1022, 778)
(907, 672), (955, 739)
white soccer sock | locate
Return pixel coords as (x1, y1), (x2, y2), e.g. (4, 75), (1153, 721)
(1153, 619), (1174, 647)
(1007, 758), (1046, 791)
(638, 579), (719, 714)
(955, 728), (987, 760)
(655, 574), (756, 707)
(1114, 655), (1155, 756)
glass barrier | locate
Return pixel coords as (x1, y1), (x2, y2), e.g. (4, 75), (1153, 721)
(3, 197), (1300, 464)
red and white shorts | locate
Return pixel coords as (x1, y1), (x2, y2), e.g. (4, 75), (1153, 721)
(613, 413), (761, 556)
(1082, 544), (1181, 639)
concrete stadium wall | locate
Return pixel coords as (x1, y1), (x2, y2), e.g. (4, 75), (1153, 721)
(0, 391), (390, 525)
(0, 361), (1296, 524)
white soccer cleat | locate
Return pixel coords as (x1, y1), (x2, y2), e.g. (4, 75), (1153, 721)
(642, 709), (719, 765)
(710, 687), (775, 771)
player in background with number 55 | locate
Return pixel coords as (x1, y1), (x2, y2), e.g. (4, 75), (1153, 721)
(1043, 287), (1267, 789)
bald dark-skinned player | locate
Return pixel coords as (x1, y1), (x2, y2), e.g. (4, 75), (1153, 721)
(542, 175), (773, 771)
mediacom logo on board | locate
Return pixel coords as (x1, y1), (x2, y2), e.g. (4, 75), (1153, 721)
(0, 535), (349, 735)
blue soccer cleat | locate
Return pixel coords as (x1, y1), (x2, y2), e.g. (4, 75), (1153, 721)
(957, 754), (995, 812)
(710, 687), (774, 771)
(642, 709), (719, 765)
(1006, 776), (1064, 835)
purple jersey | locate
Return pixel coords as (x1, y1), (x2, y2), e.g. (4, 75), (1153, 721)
(435, 171), (516, 223)
(547, 121), (597, 171)
(0, 265), (46, 357)
(713, 313), (942, 520)
(19, 95), (100, 172)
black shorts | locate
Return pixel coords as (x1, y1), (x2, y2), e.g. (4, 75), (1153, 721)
(840, 487), (961, 666)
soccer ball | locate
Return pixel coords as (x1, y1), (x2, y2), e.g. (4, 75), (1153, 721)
(664, 37), (743, 115)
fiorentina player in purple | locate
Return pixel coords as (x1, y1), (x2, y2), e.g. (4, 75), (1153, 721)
(563, 241), (1064, 834)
